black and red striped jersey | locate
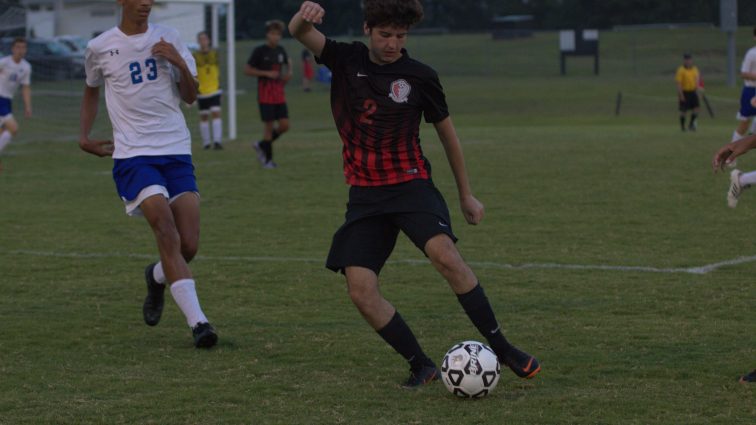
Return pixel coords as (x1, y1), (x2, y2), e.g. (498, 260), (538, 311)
(317, 38), (449, 186)
(247, 44), (288, 104)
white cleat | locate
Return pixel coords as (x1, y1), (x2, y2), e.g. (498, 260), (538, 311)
(727, 158), (738, 168)
(728, 169), (743, 208)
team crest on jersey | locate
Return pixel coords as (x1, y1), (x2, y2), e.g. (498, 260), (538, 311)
(389, 79), (411, 103)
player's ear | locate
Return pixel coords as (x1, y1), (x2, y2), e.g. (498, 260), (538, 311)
(363, 23), (370, 37)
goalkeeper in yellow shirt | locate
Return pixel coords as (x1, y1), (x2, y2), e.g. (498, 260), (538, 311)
(193, 31), (223, 149)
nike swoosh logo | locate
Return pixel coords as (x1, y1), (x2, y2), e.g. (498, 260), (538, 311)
(522, 357), (534, 373)
(489, 325), (500, 334)
(438, 221), (449, 227)
(357, 72), (368, 77)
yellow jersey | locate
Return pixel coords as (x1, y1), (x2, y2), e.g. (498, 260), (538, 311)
(675, 65), (699, 92)
(193, 49), (220, 96)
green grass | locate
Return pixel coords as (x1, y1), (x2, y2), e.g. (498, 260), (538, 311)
(1, 27), (755, 424)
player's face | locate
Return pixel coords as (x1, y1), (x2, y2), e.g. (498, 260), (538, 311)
(118, 0), (153, 23)
(364, 25), (408, 65)
(266, 30), (282, 47)
(198, 33), (210, 50)
(11, 42), (26, 60)
(683, 58), (693, 68)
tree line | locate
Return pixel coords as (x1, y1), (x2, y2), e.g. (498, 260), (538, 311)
(234, 0), (756, 37)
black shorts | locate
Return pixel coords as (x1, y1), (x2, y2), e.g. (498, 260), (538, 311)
(198, 93), (221, 112)
(679, 91), (699, 112)
(259, 103), (288, 122)
(326, 179), (458, 275)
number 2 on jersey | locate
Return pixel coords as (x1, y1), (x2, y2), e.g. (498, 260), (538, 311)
(359, 99), (377, 125)
(129, 58), (158, 84)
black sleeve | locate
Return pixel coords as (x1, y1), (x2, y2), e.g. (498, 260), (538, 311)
(247, 46), (262, 68)
(421, 70), (450, 123)
(315, 38), (358, 73)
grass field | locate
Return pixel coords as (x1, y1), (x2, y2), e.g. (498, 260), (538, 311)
(1, 27), (755, 424)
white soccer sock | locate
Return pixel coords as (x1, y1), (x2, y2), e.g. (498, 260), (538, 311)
(199, 121), (211, 147)
(740, 171), (756, 188)
(152, 262), (166, 284)
(212, 117), (222, 144)
(169, 279), (208, 327)
(0, 131), (11, 154)
(732, 130), (745, 143)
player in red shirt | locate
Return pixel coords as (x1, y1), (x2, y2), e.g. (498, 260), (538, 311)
(290, 0), (540, 388)
(245, 20), (292, 169)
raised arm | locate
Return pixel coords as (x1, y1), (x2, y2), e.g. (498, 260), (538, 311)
(434, 117), (484, 225)
(288, 1), (326, 57)
(152, 37), (198, 104)
(79, 85), (113, 157)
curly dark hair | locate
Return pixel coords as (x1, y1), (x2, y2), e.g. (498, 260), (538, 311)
(363, 0), (424, 29)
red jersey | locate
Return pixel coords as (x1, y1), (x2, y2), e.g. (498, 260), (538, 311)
(317, 39), (449, 186)
(247, 44), (288, 104)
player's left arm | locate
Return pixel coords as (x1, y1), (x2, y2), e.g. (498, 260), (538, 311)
(434, 117), (484, 225)
(21, 84), (31, 117)
(152, 37), (198, 104)
(713, 133), (756, 171)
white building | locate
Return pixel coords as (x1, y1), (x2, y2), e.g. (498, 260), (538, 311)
(21, 0), (204, 44)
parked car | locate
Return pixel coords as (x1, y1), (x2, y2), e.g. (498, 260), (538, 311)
(0, 37), (85, 80)
(53, 35), (88, 57)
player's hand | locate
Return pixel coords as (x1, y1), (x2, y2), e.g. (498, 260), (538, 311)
(712, 140), (748, 172)
(460, 195), (484, 225)
(267, 70), (280, 79)
(152, 37), (184, 68)
(79, 138), (114, 157)
(282, 72), (292, 83)
(299, 1), (325, 24)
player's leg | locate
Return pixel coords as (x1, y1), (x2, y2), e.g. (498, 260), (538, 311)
(0, 116), (19, 153)
(260, 120), (275, 167)
(689, 106), (699, 131)
(198, 98), (212, 150)
(678, 98), (687, 131)
(271, 105), (290, 142)
(327, 213), (437, 388)
(345, 265), (439, 387)
(140, 194), (216, 348)
(210, 105), (223, 150)
(423, 234), (540, 379)
(740, 369), (756, 383)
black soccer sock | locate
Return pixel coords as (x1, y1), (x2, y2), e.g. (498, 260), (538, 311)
(690, 113), (698, 127)
(260, 140), (273, 162)
(457, 283), (514, 359)
(680, 116), (686, 129)
(377, 311), (432, 371)
(271, 129), (281, 141)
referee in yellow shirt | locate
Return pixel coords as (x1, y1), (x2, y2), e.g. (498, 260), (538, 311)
(193, 31), (223, 149)
(675, 53), (700, 131)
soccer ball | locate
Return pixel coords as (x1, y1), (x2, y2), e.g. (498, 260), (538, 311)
(440, 340), (500, 398)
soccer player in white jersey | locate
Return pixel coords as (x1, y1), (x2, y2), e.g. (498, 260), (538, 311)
(726, 27), (756, 208)
(78, 0), (217, 348)
(0, 37), (32, 172)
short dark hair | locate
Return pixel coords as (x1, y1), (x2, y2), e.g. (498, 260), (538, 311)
(11, 37), (25, 47)
(683, 53), (692, 59)
(197, 31), (209, 39)
(363, 0), (423, 29)
(265, 19), (285, 34)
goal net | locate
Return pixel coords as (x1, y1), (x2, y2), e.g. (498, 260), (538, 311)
(4, 0), (236, 144)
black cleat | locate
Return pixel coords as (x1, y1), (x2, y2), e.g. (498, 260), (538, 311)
(499, 346), (541, 379)
(213, 142), (223, 150)
(402, 364), (439, 389)
(142, 263), (165, 326)
(740, 369), (756, 383)
(203, 144), (211, 150)
(192, 322), (218, 348)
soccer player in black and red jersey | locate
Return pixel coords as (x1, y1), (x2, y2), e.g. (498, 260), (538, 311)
(245, 19), (293, 169)
(289, 0), (541, 388)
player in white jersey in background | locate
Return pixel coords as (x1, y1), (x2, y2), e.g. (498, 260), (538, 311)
(0, 37), (32, 172)
(726, 27), (756, 208)
(79, 0), (217, 348)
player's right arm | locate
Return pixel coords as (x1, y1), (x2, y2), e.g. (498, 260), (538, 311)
(78, 85), (113, 157)
(288, 1), (326, 57)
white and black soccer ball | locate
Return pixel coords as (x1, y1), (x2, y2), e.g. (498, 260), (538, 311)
(440, 340), (500, 398)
